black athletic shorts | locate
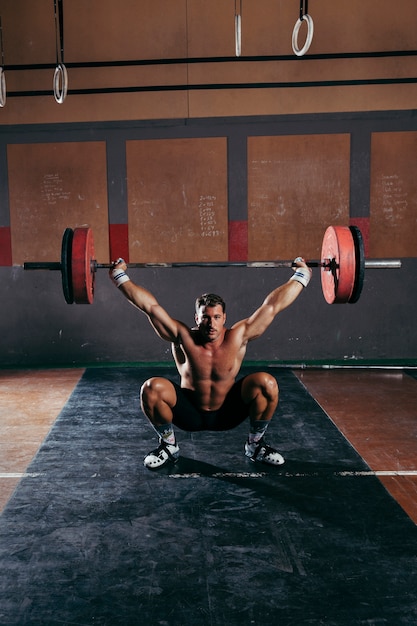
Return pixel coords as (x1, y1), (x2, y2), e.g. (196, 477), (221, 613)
(171, 377), (250, 432)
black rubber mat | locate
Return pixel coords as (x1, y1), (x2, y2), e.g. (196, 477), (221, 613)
(1, 367), (416, 625)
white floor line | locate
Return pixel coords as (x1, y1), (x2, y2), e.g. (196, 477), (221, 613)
(0, 470), (416, 480)
(344, 470), (417, 477)
(168, 470), (417, 479)
(0, 473), (41, 478)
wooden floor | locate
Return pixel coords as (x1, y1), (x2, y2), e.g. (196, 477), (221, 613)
(0, 369), (84, 512)
(295, 368), (417, 524)
(1, 367), (416, 523)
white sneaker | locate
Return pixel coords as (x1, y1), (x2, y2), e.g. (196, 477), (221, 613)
(144, 440), (180, 470)
(245, 437), (285, 466)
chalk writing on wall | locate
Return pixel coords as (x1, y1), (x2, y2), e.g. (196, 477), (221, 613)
(199, 194), (220, 237)
(378, 174), (408, 223)
(41, 173), (71, 206)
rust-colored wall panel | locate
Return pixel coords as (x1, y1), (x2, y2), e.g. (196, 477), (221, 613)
(247, 135), (350, 260)
(188, 83), (417, 119)
(67, 65), (188, 91)
(66, 0), (187, 62)
(0, 0), (187, 65)
(187, 57), (417, 88)
(370, 132), (417, 258)
(126, 138), (228, 263)
(5, 65), (188, 94)
(0, 91), (189, 125)
(8, 142), (109, 265)
(187, 0), (236, 58)
(231, 1), (293, 57)
(3, 0), (417, 68)
(0, 0), (56, 65)
(1, 0), (417, 124)
(187, 0), (417, 57)
(312, 0), (417, 53)
(1, 80), (417, 126)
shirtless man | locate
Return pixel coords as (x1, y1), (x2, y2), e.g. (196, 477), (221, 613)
(110, 258), (311, 470)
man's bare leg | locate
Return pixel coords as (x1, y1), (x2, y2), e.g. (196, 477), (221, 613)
(241, 372), (285, 465)
(140, 377), (179, 469)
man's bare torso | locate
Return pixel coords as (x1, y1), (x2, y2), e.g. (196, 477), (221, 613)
(172, 327), (247, 411)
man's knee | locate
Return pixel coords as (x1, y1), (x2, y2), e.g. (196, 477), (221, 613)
(259, 372), (279, 402)
(140, 377), (175, 408)
(140, 376), (162, 399)
(242, 372), (279, 403)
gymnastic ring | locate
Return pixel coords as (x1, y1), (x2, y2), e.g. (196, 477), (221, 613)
(0, 67), (6, 107)
(53, 63), (68, 104)
(235, 14), (241, 57)
(292, 13), (314, 57)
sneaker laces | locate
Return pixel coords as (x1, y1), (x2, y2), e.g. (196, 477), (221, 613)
(153, 439), (178, 461)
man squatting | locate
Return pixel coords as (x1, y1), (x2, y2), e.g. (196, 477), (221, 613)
(109, 258), (312, 470)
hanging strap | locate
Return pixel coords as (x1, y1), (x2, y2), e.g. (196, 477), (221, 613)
(299, 0), (309, 21)
(54, 0), (64, 64)
(0, 15), (4, 67)
(0, 16), (6, 107)
(53, 0), (68, 103)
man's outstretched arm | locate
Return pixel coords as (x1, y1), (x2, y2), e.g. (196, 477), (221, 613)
(109, 258), (182, 342)
(232, 257), (312, 342)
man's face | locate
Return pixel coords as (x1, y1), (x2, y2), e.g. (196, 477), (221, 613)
(195, 305), (226, 342)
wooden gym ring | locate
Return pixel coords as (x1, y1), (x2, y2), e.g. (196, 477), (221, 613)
(53, 63), (68, 104)
(0, 67), (6, 108)
(292, 13), (314, 57)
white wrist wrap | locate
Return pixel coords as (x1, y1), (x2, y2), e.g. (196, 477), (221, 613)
(111, 268), (130, 287)
(290, 267), (311, 288)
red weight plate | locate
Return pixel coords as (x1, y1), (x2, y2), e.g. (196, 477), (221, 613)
(71, 227), (95, 304)
(320, 226), (356, 304)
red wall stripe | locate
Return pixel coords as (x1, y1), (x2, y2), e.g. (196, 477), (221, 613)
(109, 224), (129, 263)
(228, 220), (248, 262)
(0, 227), (12, 266)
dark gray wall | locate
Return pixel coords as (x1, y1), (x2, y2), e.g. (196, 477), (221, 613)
(1, 111), (416, 368)
(1, 259), (415, 367)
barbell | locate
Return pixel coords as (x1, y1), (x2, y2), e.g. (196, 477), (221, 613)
(23, 225), (401, 305)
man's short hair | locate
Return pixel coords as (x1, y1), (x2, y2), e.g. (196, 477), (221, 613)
(195, 293), (226, 313)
